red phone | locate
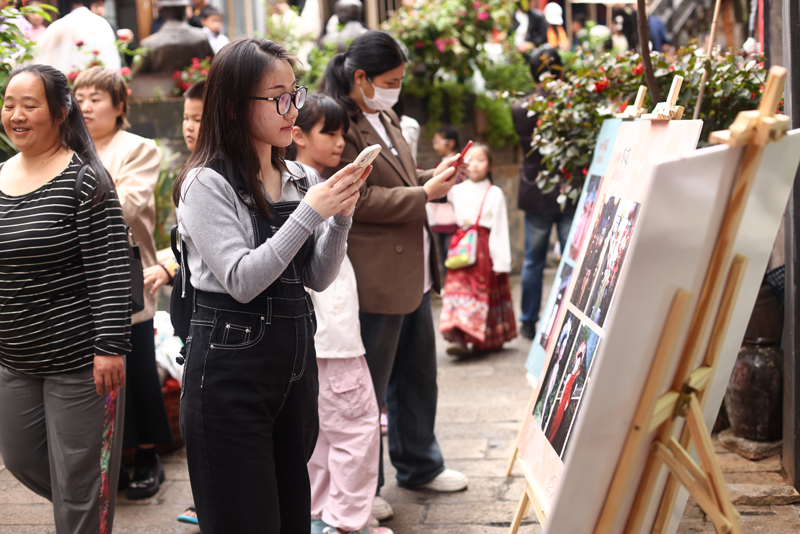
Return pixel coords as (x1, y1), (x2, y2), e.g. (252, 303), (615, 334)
(452, 140), (473, 168)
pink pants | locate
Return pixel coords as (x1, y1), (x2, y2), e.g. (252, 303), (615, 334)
(309, 356), (380, 531)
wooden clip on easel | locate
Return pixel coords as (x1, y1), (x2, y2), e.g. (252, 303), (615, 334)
(593, 65), (788, 534)
(616, 86), (648, 119)
(642, 76), (685, 121)
(507, 66), (789, 534)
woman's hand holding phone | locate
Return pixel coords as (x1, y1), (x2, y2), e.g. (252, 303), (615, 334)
(423, 164), (457, 201)
(305, 163), (372, 219)
(433, 152), (468, 186)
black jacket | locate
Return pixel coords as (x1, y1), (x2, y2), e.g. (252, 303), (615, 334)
(512, 93), (576, 215)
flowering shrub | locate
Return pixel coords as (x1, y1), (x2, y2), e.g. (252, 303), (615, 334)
(383, 0), (514, 133)
(65, 38), (144, 89)
(528, 44), (770, 206)
(173, 56), (211, 95)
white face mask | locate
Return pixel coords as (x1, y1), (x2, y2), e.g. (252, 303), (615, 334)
(360, 79), (401, 111)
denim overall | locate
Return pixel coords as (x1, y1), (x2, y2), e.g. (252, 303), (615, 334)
(180, 172), (319, 534)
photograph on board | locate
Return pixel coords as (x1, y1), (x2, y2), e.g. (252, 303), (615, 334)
(550, 324), (602, 459)
(534, 311), (581, 428)
(584, 199), (641, 328)
(568, 174), (604, 261)
(572, 194), (620, 311)
(538, 263), (574, 352)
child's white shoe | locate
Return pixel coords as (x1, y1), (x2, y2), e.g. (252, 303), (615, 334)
(371, 495), (393, 520)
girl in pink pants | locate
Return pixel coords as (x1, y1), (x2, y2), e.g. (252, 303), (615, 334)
(292, 95), (391, 534)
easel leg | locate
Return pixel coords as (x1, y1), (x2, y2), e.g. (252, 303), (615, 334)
(652, 256), (748, 533)
(506, 444), (519, 477)
(509, 486), (531, 534)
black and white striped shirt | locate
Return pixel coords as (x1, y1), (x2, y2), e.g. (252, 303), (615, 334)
(0, 154), (132, 375)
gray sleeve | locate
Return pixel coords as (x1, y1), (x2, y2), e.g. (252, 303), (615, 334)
(295, 162), (353, 292)
(179, 168), (325, 303)
(302, 212), (353, 291)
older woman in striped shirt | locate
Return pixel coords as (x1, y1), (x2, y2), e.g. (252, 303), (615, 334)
(0, 65), (132, 533)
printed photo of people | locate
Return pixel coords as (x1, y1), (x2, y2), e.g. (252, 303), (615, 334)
(544, 323), (601, 458)
(584, 199), (641, 329)
(537, 264), (574, 352)
(571, 194), (620, 311)
(568, 174), (604, 261)
(533, 311), (581, 428)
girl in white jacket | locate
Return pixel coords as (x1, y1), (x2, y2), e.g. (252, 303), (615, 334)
(291, 94), (390, 534)
(440, 143), (517, 355)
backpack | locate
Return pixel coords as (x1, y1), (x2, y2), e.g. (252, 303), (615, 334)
(75, 164), (145, 315)
(169, 225), (192, 345)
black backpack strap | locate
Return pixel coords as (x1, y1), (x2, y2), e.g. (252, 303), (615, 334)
(73, 164), (90, 208)
(170, 224), (181, 263)
(292, 161), (309, 196)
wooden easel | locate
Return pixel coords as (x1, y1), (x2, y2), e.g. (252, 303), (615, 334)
(642, 76), (685, 121)
(507, 67), (790, 534)
(593, 65), (789, 534)
(616, 86), (649, 119)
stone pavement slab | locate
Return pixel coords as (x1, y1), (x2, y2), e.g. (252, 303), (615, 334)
(2, 275), (800, 532)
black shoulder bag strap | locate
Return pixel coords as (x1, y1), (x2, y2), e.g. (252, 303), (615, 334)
(74, 164), (145, 315)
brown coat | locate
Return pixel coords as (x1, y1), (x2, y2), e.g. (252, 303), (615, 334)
(99, 130), (161, 325)
(324, 110), (438, 315)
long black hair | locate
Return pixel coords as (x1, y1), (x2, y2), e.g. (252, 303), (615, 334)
(320, 30), (408, 119)
(6, 64), (114, 206)
(286, 94), (350, 160)
(173, 37), (299, 218)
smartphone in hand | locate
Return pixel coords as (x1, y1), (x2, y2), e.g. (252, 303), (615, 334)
(452, 140), (473, 168)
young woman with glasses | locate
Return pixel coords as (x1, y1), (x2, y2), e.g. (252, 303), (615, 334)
(172, 37), (370, 534)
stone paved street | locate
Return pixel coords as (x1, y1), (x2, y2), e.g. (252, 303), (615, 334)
(2, 275), (800, 533)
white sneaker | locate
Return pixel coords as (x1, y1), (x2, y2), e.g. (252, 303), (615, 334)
(369, 516), (379, 527)
(417, 468), (469, 492)
(371, 495), (394, 521)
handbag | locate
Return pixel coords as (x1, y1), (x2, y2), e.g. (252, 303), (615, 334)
(444, 186), (491, 270)
(74, 164), (145, 315)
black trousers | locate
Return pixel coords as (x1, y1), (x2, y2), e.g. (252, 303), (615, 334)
(123, 319), (173, 449)
(180, 291), (319, 534)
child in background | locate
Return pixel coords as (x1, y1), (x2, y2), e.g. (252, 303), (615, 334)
(440, 143), (517, 355)
(141, 81), (205, 526)
(427, 124), (461, 278)
(22, 0), (47, 40)
(200, 7), (229, 53)
(291, 94), (390, 534)
(142, 80), (204, 295)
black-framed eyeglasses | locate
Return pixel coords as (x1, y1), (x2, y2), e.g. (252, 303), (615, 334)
(247, 86), (307, 115)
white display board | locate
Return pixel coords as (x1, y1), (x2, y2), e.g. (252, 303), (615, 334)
(539, 129), (800, 534)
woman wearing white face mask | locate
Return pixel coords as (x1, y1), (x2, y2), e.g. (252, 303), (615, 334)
(320, 30), (470, 523)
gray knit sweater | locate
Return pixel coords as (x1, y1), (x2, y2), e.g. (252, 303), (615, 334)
(176, 162), (351, 303)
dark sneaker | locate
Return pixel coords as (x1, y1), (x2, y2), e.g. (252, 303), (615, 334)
(520, 321), (536, 340)
(126, 459), (165, 500)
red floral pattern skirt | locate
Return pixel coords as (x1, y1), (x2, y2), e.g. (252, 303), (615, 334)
(440, 227), (517, 350)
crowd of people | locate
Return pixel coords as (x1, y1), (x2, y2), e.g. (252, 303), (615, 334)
(0, 16), (566, 530)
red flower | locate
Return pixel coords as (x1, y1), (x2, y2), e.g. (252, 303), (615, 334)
(67, 71), (78, 81)
(618, 101), (628, 113)
(751, 92), (756, 99)
(633, 62), (644, 76)
(75, 40), (84, 47)
(200, 69), (209, 76)
(547, 101), (554, 107)
(119, 33), (130, 42)
(119, 67), (131, 76)
(477, 10), (489, 20)
(599, 66), (605, 73)
(566, 102), (572, 107)
(536, 119), (542, 127)
(127, 88), (132, 96)
(669, 65), (676, 71)
(582, 167), (588, 175)
(473, 0), (481, 8)
(173, 71), (182, 82)
(91, 49), (100, 55)
(594, 77), (609, 93)
(415, 40), (424, 48)
(191, 57), (201, 68)
(575, 82), (580, 89)
(181, 82), (191, 91)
